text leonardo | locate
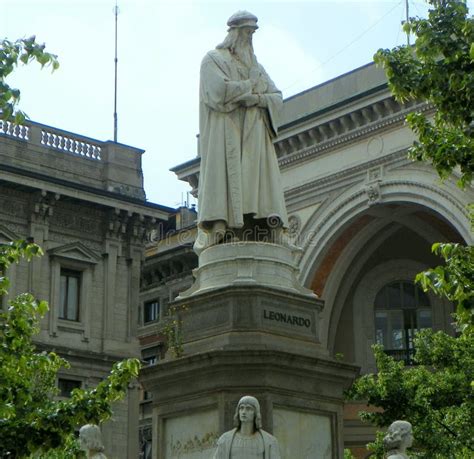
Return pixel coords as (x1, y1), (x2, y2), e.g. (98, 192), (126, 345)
(263, 309), (311, 328)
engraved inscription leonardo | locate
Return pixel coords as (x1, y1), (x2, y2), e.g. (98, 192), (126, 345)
(263, 309), (311, 328)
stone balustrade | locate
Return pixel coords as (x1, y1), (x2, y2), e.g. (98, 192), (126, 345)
(0, 120), (102, 161)
(0, 120), (147, 200)
(39, 126), (102, 161)
(0, 120), (29, 140)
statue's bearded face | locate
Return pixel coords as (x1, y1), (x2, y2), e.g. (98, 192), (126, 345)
(240, 27), (255, 41)
(238, 403), (256, 424)
(234, 27), (256, 68)
(236, 27), (255, 51)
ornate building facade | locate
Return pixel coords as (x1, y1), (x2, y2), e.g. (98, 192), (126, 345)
(0, 120), (172, 458)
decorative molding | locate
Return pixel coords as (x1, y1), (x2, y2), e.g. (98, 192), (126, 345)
(287, 214), (301, 238)
(381, 179), (470, 221)
(365, 182), (381, 206)
(284, 150), (407, 202)
(0, 224), (19, 243)
(48, 241), (101, 265)
(31, 190), (60, 223)
(170, 431), (219, 455)
(276, 99), (430, 169)
(364, 168), (384, 207)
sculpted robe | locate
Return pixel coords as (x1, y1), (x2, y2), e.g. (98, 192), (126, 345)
(213, 428), (281, 459)
(198, 48), (288, 229)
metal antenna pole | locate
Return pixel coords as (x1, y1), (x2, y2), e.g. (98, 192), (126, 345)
(113, 1), (119, 142)
(405, 0), (410, 46)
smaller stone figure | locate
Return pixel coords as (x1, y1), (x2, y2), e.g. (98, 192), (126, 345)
(213, 395), (281, 458)
(383, 420), (413, 459)
(79, 424), (107, 459)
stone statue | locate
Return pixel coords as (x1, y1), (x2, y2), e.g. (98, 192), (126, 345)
(194, 10), (289, 255)
(213, 395), (281, 458)
(79, 424), (107, 459)
(383, 420), (413, 459)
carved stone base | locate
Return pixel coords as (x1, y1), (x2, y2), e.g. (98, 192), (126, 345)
(179, 241), (314, 298)
(141, 349), (358, 459)
(141, 282), (358, 458)
(175, 284), (325, 358)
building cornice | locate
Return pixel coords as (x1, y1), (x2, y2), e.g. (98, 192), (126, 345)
(276, 98), (431, 169)
(0, 163), (172, 221)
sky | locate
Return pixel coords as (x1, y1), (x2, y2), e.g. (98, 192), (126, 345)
(3, 0), (473, 207)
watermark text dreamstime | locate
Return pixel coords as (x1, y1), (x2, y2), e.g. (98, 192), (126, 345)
(148, 215), (318, 249)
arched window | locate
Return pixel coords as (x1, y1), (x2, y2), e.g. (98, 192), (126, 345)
(374, 281), (431, 364)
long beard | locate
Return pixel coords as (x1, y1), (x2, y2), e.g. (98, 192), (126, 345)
(234, 39), (256, 69)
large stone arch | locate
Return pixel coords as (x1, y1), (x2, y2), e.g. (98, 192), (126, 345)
(295, 168), (471, 351)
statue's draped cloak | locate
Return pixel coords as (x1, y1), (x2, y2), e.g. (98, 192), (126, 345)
(213, 428), (281, 459)
(198, 48), (288, 229)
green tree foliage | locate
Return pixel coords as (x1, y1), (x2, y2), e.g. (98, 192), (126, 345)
(348, 2), (474, 458)
(0, 241), (141, 458)
(0, 36), (59, 123)
(347, 338), (474, 458)
(374, 0), (474, 188)
(416, 241), (474, 332)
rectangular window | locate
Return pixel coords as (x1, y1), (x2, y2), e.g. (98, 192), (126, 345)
(59, 269), (81, 321)
(58, 378), (81, 397)
(144, 300), (160, 323)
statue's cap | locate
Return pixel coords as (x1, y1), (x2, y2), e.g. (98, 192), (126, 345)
(227, 10), (258, 30)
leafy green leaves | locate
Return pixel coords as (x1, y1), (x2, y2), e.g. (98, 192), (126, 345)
(347, 337), (474, 458)
(374, 0), (474, 188)
(416, 242), (474, 332)
(0, 241), (141, 457)
(0, 36), (59, 123)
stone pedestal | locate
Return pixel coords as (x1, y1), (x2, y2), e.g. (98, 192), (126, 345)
(179, 241), (315, 298)
(140, 243), (359, 459)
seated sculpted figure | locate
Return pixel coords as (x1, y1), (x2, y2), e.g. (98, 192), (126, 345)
(383, 420), (413, 459)
(79, 424), (107, 459)
(213, 395), (281, 459)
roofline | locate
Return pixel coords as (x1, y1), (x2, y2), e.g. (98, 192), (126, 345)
(0, 163), (175, 216)
(283, 61), (378, 103)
